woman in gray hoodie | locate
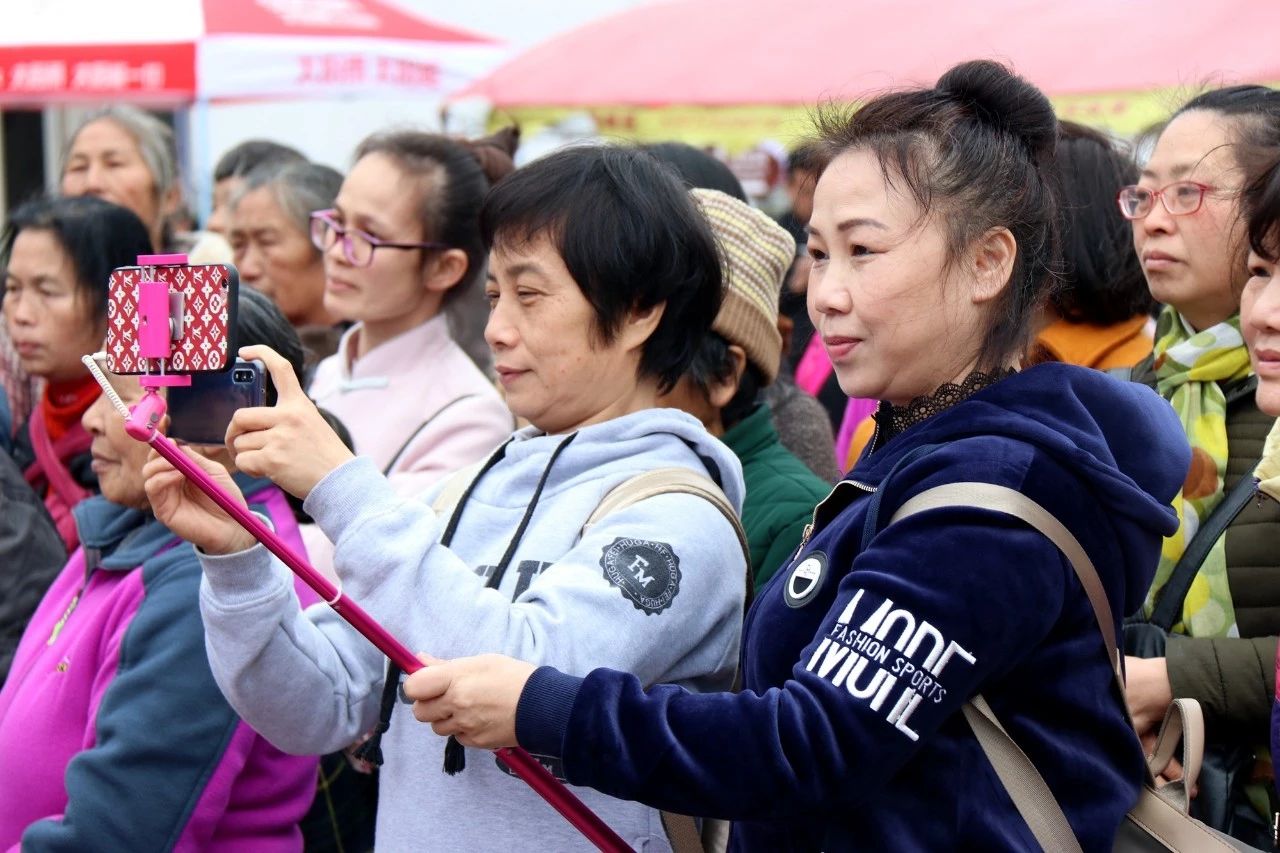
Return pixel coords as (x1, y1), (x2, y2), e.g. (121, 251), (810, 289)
(144, 145), (748, 851)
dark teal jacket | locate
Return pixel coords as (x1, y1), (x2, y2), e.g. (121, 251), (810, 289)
(722, 404), (833, 592)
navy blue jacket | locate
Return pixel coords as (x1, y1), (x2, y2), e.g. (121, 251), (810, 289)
(517, 364), (1191, 851)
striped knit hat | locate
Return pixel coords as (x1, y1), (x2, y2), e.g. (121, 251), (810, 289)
(692, 188), (795, 385)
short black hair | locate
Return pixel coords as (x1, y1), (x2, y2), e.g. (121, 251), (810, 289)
(643, 142), (747, 201)
(2, 195), (153, 322)
(815, 60), (1061, 370)
(686, 332), (762, 430)
(214, 139), (306, 183)
(480, 145), (723, 393)
(787, 142), (827, 176)
(1052, 121), (1154, 325)
(1244, 141), (1280, 262)
(233, 286), (305, 401)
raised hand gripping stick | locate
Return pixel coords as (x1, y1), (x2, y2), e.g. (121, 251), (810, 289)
(82, 255), (629, 853)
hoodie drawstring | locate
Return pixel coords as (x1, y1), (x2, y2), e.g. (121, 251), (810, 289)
(355, 433), (580, 776)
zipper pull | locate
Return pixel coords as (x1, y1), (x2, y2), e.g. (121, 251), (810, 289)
(798, 523), (814, 551)
(47, 593), (81, 646)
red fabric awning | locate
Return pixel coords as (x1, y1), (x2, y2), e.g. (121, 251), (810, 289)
(460, 0), (1280, 107)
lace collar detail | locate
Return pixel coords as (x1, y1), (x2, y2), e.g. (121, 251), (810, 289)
(874, 369), (1016, 445)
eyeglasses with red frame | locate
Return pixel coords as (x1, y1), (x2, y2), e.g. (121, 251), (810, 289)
(1116, 181), (1216, 220)
(309, 209), (448, 268)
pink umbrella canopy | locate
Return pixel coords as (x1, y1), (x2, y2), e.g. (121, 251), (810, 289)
(461, 0), (1280, 107)
(0, 0), (503, 104)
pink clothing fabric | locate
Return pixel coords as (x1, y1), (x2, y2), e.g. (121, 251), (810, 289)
(794, 333), (833, 397)
(836, 397), (879, 471)
(308, 316), (512, 499)
(0, 482), (315, 851)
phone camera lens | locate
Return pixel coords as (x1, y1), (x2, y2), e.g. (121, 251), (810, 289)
(234, 369), (251, 382)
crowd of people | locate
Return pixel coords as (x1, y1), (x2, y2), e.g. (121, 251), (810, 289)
(0, 58), (1278, 851)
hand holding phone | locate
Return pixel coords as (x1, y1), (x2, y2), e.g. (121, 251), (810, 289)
(227, 345), (355, 500)
(167, 358), (269, 445)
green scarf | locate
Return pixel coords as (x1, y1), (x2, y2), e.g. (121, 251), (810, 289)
(1142, 307), (1253, 637)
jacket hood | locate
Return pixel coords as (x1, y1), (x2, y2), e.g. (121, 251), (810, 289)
(73, 472), (275, 571)
(855, 363), (1190, 605)
(473, 408), (745, 511)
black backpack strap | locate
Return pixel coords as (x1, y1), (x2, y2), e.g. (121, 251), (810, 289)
(1147, 463), (1261, 631)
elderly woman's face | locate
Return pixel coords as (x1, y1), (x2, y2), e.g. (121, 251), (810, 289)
(230, 186), (330, 328)
(484, 234), (655, 434)
(82, 372), (157, 511)
(62, 119), (162, 245)
(1243, 248), (1280, 415)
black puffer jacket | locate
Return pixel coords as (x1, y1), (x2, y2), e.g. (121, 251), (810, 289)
(0, 450), (65, 685)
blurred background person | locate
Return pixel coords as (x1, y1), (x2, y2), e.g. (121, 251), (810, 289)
(304, 130), (513, 503)
(2, 196), (152, 553)
(645, 140), (839, 482)
(1029, 120), (1155, 368)
(59, 106), (182, 255)
(661, 187), (832, 591)
(229, 161), (346, 372)
(208, 139), (307, 236)
(1120, 84), (1280, 847)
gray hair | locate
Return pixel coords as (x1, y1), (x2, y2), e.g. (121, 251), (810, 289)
(63, 105), (179, 202)
(233, 161), (343, 249)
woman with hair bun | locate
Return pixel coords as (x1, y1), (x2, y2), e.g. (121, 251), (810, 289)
(397, 60), (1191, 849)
(304, 130), (513, 500)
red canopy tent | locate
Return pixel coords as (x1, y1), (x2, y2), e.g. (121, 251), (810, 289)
(459, 0), (1280, 149)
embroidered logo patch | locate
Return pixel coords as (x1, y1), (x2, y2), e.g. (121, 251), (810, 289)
(600, 537), (681, 615)
(785, 551), (828, 608)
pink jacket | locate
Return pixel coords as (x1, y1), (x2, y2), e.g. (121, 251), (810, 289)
(308, 316), (512, 499)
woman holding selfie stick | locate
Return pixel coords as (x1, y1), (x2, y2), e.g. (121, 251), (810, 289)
(395, 61), (1192, 850)
(144, 145), (749, 851)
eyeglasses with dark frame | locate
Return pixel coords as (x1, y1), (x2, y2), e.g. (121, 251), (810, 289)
(309, 208), (448, 268)
(1116, 181), (1216, 220)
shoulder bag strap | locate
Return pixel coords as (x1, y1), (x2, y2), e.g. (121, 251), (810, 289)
(585, 467), (750, 574)
(891, 484), (1243, 852)
(1147, 462), (1260, 631)
(890, 482), (1116, 853)
(890, 482), (1119, 671)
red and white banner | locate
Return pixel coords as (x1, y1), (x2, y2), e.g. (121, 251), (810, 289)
(0, 0), (502, 104)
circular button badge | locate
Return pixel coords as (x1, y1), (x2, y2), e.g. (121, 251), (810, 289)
(784, 551), (828, 609)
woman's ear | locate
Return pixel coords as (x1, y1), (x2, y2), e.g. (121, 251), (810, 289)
(618, 301), (666, 354)
(423, 248), (470, 295)
(708, 344), (748, 410)
(970, 227), (1018, 304)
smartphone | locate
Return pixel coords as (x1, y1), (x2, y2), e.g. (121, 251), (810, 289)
(105, 262), (239, 374)
(167, 359), (268, 445)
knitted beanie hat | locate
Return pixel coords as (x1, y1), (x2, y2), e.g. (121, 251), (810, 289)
(691, 188), (795, 385)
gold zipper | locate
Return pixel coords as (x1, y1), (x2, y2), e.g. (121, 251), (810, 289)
(796, 479), (878, 553)
(47, 592), (82, 646)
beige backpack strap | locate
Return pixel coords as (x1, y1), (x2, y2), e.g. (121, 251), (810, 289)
(597, 468), (747, 853)
(430, 460), (485, 516)
(890, 483), (1119, 672)
(585, 468), (750, 570)
(892, 483), (1243, 852)
(962, 696), (1083, 853)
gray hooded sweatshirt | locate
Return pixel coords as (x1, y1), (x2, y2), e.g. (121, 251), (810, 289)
(197, 408), (747, 851)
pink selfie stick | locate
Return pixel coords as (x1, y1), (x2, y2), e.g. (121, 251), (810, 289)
(92, 257), (630, 853)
